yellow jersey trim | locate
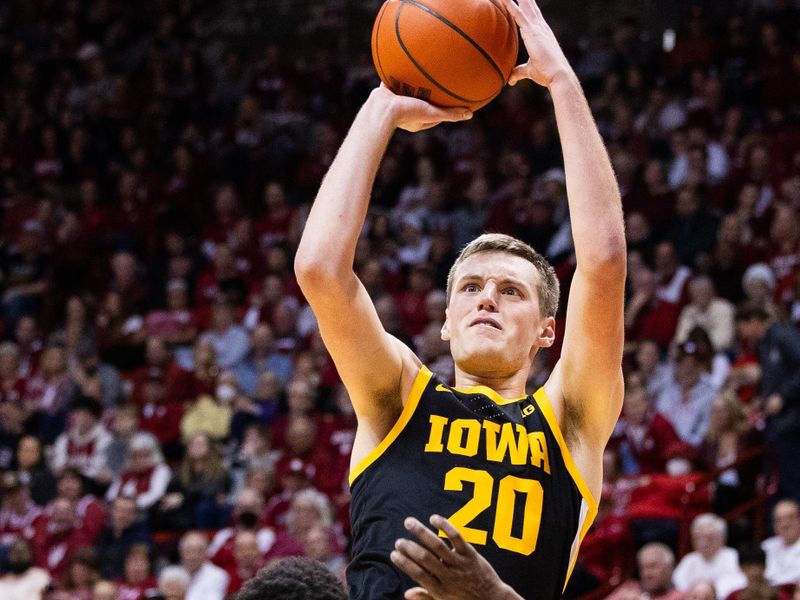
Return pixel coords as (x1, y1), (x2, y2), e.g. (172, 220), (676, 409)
(348, 366), (433, 486)
(444, 383), (528, 405)
(531, 388), (599, 591)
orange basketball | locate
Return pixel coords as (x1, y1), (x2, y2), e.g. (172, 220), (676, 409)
(371, 0), (519, 111)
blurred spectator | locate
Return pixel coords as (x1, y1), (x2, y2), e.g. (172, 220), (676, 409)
(16, 436), (56, 506)
(0, 472), (42, 546)
(304, 525), (346, 579)
(224, 531), (263, 596)
(673, 513), (745, 598)
(95, 496), (152, 581)
(2, 220), (50, 330)
(656, 341), (717, 448)
(614, 372), (684, 475)
(106, 405), (139, 476)
(686, 582), (717, 600)
(116, 543), (157, 600)
(138, 375), (183, 459)
(60, 546), (101, 600)
(198, 301), (249, 370)
(50, 396), (112, 488)
(24, 345), (75, 444)
(143, 280), (198, 348)
(105, 433), (171, 511)
(178, 532), (228, 600)
(723, 543), (776, 600)
(740, 265), (779, 320)
(735, 303), (800, 500)
(675, 277), (736, 352)
(208, 487), (279, 570)
(655, 241), (692, 305)
(0, 539), (50, 599)
(156, 433), (231, 530)
(92, 581), (117, 600)
(605, 543), (686, 600)
(53, 469), (106, 543)
(762, 499), (800, 587)
(157, 566), (191, 600)
(31, 497), (89, 581)
(0, 401), (27, 471)
(234, 323), (293, 394)
(626, 266), (680, 350)
(180, 371), (234, 442)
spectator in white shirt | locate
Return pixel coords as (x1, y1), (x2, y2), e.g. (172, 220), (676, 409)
(762, 499), (800, 586)
(199, 300), (250, 370)
(673, 513), (744, 598)
(0, 539), (50, 600)
(179, 531), (229, 600)
(675, 277), (735, 352)
(159, 565), (191, 600)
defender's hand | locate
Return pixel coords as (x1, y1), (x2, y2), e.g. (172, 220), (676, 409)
(497, 0), (574, 88)
(391, 515), (522, 600)
(370, 85), (472, 132)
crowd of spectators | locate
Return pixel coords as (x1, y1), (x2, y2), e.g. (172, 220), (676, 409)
(1, 0), (800, 598)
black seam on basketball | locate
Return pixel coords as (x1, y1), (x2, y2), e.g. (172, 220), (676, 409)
(373, 1), (390, 85)
(485, 0), (513, 29)
(396, 0), (505, 103)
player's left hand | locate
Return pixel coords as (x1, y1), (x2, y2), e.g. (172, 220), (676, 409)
(497, 0), (574, 88)
(391, 515), (523, 600)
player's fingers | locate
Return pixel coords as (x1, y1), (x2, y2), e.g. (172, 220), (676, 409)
(405, 588), (435, 600)
(427, 106), (472, 122)
(391, 549), (441, 590)
(430, 514), (472, 556)
(404, 517), (454, 564)
(394, 538), (448, 577)
(508, 65), (528, 86)
(497, 0), (525, 26)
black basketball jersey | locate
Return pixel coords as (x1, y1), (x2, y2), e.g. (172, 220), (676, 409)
(347, 366), (597, 600)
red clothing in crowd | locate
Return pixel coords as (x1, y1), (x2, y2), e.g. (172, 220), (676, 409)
(0, 501), (42, 545)
(614, 413), (687, 474)
(626, 299), (680, 350)
(31, 520), (91, 581)
(106, 464), (171, 510)
(127, 363), (196, 406)
(74, 495), (106, 542)
(225, 562), (263, 596)
(139, 402), (183, 447)
(116, 578), (158, 600)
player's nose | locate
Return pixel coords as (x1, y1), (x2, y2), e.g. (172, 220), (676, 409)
(477, 284), (498, 312)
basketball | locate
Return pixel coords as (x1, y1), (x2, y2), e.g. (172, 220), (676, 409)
(371, 0), (519, 111)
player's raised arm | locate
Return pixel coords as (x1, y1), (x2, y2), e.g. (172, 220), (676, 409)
(294, 87), (471, 430)
(501, 0), (626, 449)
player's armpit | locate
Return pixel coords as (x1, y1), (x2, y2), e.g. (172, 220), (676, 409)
(553, 266), (625, 448)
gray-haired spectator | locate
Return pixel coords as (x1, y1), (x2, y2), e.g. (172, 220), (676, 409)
(604, 543), (685, 600)
(672, 513), (744, 598)
(105, 432), (171, 510)
(179, 531), (229, 600)
(762, 499), (800, 586)
(159, 565), (191, 600)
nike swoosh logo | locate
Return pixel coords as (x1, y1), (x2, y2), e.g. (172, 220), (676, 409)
(435, 384), (451, 393)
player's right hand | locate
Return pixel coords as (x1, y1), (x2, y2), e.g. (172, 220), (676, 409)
(371, 85), (472, 132)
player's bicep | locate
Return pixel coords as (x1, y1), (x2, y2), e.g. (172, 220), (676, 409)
(303, 271), (416, 422)
(558, 268), (625, 443)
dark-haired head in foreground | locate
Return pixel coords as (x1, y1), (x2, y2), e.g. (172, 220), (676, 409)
(234, 557), (347, 600)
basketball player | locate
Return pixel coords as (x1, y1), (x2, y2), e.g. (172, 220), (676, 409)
(294, 0), (626, 596)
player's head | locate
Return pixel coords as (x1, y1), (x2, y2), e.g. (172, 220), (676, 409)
(442, 233), (559, 375)
(234, 557), (347, 600)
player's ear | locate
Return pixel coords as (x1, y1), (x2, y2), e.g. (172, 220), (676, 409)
(536, 316), (555, 349)
(441, 309), (451, 341)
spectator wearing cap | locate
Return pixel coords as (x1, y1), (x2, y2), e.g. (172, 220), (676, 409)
(95, 496), (153, 581)
(1, 218), (49, 330)
(762, 499), (800, 587)
(0, 539), (50, 600)
(735, 303), (800, 500)
(105, 432), (171, 511)
(16, 436), (56, 506)
(741, 264), (779, 320)
(52, 468), (106, 543)
(0, 472), (43, 547)
(656, 341), (717, 448)
(156, 433), (231, 531)
(672, 513), (745, 598)
(675, 277), (736, 353)
(613, 372), (685, 475)
(198, 300), (250, 370)
(49, 395), (112, 487)
(178, 531), (228, 600)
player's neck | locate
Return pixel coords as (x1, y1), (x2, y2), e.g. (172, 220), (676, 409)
(453, 366), (530, 399)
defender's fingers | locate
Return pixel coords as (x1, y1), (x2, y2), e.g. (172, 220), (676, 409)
(405, 517), (454, 564)
(508, 65), (528, 86)
(394, 538), (448, 577)
(430, 514), (472, 556)
(405, 588), (435, 600)
(497, 0), (525, 25)
(391, 549), (441, 590)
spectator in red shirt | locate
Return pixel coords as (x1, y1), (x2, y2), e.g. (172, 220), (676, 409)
(105, 432), (171, 512)
(224, 531), (264, 596)
(138, 374), (183, 459)
(32, 497), (90, 581)
(274, 415), (338, 498)
(0, 473), (42, 547)
(12, 316), (43, 380)
(626, 266), (680, 350)
(116, 544), (158, 600)
(53, 468), (106, 544)
(144, 280), (198, 349)
(129, 337), (194, 408)
(614, 372), (685, 475)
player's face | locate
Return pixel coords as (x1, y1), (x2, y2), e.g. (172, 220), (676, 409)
(443, 252), (554, 377)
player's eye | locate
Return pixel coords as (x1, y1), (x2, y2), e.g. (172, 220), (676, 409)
(464, 283), (480, 293)
(503, 287), (520, 296)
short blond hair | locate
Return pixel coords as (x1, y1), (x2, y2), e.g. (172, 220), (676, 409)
(446, 233), (560, 318)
